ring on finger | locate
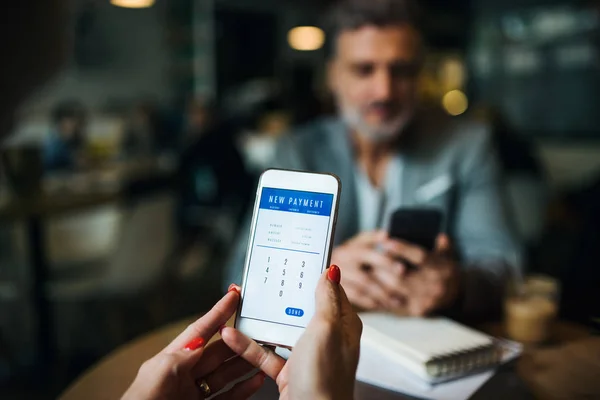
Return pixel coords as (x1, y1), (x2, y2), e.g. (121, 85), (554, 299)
(197, 378), (211, 398)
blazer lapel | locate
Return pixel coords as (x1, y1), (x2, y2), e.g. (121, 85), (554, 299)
(397, 154), (420, 208)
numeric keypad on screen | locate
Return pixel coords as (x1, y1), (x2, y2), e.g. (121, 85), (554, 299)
(261, 255), (308, 299)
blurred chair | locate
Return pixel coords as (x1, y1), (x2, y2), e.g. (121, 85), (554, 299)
(537, 143), (600, 191)
(46, 192), (176, 356)
(101, 193), (175, 295)
(484, 109), (549, 250)
(504, 175), (548, 245)
(45, 206), (122, 279)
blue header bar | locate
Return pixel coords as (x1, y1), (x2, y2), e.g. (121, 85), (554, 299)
(259, 187), (333, 216)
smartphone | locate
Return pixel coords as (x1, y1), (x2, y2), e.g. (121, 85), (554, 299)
(235, 169), (341, 348)
(388, 208), (443, 254)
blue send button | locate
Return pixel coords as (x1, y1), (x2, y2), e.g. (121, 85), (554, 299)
(285, 307), (304, 317)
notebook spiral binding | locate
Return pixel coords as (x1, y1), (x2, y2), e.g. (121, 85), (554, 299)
(425, 344), (502, 379)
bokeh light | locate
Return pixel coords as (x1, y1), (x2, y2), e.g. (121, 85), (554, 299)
(442, 90), (469, 116)
(110, 0), (155, 9)
(288, 26), (325, 51)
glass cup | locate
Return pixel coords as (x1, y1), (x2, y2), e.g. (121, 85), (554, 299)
(504, 275), (560, 345)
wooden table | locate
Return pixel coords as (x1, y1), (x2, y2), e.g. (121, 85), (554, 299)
(0, 158), (176, 365)
(59, 318), (594, 400)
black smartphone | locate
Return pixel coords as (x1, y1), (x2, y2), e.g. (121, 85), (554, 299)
(388, 208), (443, 256)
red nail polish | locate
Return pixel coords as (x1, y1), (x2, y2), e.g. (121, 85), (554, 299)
(327, 265), (341, 284)
(184, 337), (205, 351)
(228, 284), (241, 296)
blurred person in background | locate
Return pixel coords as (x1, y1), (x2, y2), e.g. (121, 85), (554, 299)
(239, 105), (291, 174)
(44, 100), (87, 171)
(226, 0), (520, 321)
(180, 97), (212, 149)
(175, 98), (253, 254)
(122, 100), (162, 158)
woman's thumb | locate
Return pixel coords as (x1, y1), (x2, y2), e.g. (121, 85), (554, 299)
(314, 265), (342, 321)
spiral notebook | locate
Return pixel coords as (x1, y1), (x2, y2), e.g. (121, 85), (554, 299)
(360, 313), (502, 384)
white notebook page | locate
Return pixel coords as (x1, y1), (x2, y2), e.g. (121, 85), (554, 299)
(360, 314), (494, 361)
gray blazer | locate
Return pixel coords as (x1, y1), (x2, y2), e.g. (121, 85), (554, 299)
(225, 113), (521, 319)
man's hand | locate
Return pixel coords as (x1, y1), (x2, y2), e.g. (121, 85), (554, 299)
(383, 234), (460, 316)
(331, 231), (406, 311)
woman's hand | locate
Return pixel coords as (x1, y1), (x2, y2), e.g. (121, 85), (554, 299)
(122, 285), (265, 400)
(222, 265), (363, 400)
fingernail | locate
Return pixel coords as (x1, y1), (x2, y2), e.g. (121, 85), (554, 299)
(184, 337), (205, 351)
(327, 265), (341, 284)
(228, 284), (241, 296)
(219, 325), (226, 335)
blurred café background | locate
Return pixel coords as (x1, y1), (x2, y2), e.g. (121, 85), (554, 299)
(1, 0), (599, 398)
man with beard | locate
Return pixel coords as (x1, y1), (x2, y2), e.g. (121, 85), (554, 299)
(226, 0), (520, 320)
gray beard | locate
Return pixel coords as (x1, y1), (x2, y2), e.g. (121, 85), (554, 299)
(339, 106), (413, 144)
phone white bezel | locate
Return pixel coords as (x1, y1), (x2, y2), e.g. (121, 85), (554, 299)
(234, 168), (341, 349)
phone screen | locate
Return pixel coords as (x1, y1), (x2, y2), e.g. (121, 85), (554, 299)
(240, 187), (335, 329)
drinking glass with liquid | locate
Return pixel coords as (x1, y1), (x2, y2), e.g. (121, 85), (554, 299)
(504, 275), (560, 345)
